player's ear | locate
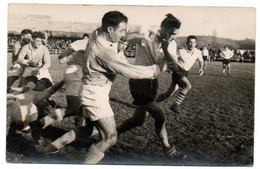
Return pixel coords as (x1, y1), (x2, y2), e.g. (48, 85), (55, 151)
(107, 26), (114, 34)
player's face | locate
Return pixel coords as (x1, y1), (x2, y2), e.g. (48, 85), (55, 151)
(32, 38), (43, 48)
(21, 33), (32, 44)
(160, 27), (179, 42)
(187, 38), (197, 50)
(108, 22), (127, 43)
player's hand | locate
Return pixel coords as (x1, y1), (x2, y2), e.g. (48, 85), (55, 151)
(199, 69), (204, 76)
(23, 60), (30, 66)
(32, 69), (39, 76)
(156, 93), (170, 102)
(59, 57), (68, 64)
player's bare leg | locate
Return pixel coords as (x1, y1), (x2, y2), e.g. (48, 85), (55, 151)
(84, 116), (117, 164)
(117, 106), (147, 136)
(156, 83), (179, 102)
(145, 102), (179, 156)
(222, 64), (226, 74)
(227, 63), (231, 76)
(203, 61), (207, 70)
(44, 124), (93, 154)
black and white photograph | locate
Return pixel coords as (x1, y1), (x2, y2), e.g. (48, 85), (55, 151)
(3, 1), (257, 167)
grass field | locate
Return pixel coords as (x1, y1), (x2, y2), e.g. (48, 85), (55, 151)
(6, 54), (255, 166)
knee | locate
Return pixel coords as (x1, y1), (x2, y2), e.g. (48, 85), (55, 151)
(182, 82), (191, 92)
(110, 133), (117, 146)
(134, 118), (145, 127)
(107, 133), (117, 146)
(103, 131), (117, 147)
(155, 115), (166, 125)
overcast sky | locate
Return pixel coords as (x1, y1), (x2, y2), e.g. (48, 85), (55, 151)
(8, 4), (255, 40)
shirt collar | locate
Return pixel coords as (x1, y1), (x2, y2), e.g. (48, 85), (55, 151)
(95, 29), (117, 49)
(28, 43), (42, 51)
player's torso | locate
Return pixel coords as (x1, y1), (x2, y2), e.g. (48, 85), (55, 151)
(135, 36), (165, 66)
(24, 44), (47, 66)
(178, 48), (201, 71)
(82, 29), (118, 86)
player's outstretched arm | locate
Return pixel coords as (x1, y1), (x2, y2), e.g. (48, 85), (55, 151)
(58, 48), (75, 63)
(33, 81), (65, 103)
(95, 48), (161, 79)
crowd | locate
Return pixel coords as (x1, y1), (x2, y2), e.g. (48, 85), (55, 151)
(8, 33), (81, 54)
(8, 33), (255, 62)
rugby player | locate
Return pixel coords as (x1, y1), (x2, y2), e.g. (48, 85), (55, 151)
(7, 29), (33, 92)
(220, 46), (233, 75)
(117, 13), (182, 157)
(44, 11), (163, 164)
(156, 35), (204, 114)
(202, 45), (209, 70)
(7, 78), (64, 140)
(17, 31), (53, 87)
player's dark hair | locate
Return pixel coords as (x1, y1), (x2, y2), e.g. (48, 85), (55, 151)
(26, 76), (38, 84)
(102, 11), (128, 28)
(161, 13), (181, 30)
(32, 31), (45, 39)
(39, 78), (53, 88)
(82, 33), (89, 38)
(21, 29), (33, 36)
(187, 35), (197, 42)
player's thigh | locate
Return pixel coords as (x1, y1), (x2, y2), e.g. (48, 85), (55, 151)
(227, 63), (231, 68)
(132, 106), (148, 123)
(93, 116), (117, 139)
(178, 76), (191, 89)
(146, 102), (165, 121)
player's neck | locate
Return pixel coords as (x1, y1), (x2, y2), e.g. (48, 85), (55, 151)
(98, 28), (113, 43)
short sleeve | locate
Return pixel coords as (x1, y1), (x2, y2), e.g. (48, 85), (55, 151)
(70, 39), (88, 51)
(168, 40), (177, 57)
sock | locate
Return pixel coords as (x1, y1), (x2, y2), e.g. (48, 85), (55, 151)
(175, 91), (186, 105)
(83, 144), (105, 164)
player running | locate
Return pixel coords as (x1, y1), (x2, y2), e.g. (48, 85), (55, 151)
(117, 13), (182, 157)
(44, 11), (163, 164)
(202, 45), (209, 70)
(220, 46), (234, 76)
(156, 35), (204, 114)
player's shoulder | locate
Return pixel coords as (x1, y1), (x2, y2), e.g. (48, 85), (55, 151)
(194, 48), (203, 56)
(40, 44), (49, 50)
(195, 48), (202, 53)
(20, 43), (30, 50)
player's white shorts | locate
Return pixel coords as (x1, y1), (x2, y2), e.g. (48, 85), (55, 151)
(37, 69), (53, 83)
(79, 83), (114, 121)
(63, 65), (82, 96)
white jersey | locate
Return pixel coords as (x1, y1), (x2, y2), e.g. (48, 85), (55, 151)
(202, 48), (209, 56)
(177, 48), (203, 71)
(220, 49), (233, 60)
